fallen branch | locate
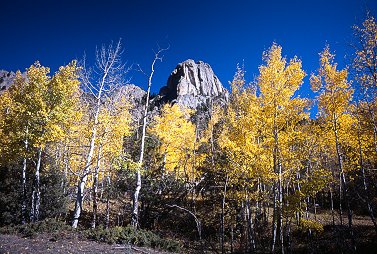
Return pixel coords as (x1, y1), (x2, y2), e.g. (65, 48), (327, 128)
(167, 204), (202, 240)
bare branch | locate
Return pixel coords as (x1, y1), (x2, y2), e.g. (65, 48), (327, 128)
(167, 204), (202, 240)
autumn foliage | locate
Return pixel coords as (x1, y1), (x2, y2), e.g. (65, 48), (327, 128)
(1, 15), (377, 254)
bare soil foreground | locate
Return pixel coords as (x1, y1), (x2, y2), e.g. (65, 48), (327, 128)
(0, 234), (169, 254)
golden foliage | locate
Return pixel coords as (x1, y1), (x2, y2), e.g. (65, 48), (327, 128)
(150, 104), (199, 180)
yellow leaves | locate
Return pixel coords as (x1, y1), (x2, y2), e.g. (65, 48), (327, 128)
(219, 44), (309, 193)
(97, 95), (132, 159)
(150, 104), (197, 180)
(310, 74), (322, 92)
(353, 15), (377, 89)
(0, 60), (83, 166)
(311, 45), (353, 118)
(299, 219), (324, 235)
(258, 44), (307, 127)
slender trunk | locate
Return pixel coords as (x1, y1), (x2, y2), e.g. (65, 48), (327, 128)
(92, 144), (102, 228)
(361, 165), (377, 233)
(91, 172), (98, 228)
(367, 104), (377, 156)
(285, 184), (290, 251)
(256, 179), (260, 224)
(333, 115), (356, 251)
(62, 144), (68, 195)
(305, 159), (312, 230)
(287, 223), (292, 254)
(30, 148), (42, 222)
(242, 201), (249, 252)
(132, 51), (163, 228)
(72, 42), (122, 228)
(100, 171), (104, 200)
(272, 182), (278, 253)
(278, 161), (284, 254)
(296, 172), (301, 226)
(330, 186), (335, 226)
(72, 174), (88, 228)
(246, 196), (256, 252)
(334, 122), (350, 229)
(21, 125), (28, 224)
(313, 198), (317, 221)
(105, 174), (111, 229)
(72, 90), (101, 228)
(263, 183), (267, 225)
(328, 155), (335, 226)
(356, 108), (377, 234)
(272, 119), (284, 254)
(333, 116), (344, 226)
(221, 174), (228, 254)
(341, 172), (357, 251)
(339, 171), (343, 226)
(168, 204), (201, 240)
(132, 170), (142, 228)
(360, 159), (377, 234)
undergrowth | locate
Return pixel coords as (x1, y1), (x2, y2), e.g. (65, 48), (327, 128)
(0, 219), (180, 252)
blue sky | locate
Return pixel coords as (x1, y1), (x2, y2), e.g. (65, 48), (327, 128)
(1, 0), (376, 101)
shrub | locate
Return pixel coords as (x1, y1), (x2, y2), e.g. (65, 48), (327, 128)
(83, 225), (180, 252)
(0, 218), (71, 238)
(1, 220), (181, 252)
(299, 219), (324, 235)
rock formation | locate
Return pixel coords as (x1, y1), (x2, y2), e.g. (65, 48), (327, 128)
(115, 84), (146, 122)
(159, 59), (228, 108)
(0, 59), (229, 119)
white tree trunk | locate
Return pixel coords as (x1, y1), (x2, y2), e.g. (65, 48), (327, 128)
(333, 114), (356, 251)
(278, 161), (284, 254)
(21, 125), (28, 224)
(72, 174), (88, 228)
(30, 148), (42, 222)
(72, 74), (101, 228)
(72, 40), (123, 228)
(132, 47), (167, 228)
(92, 143), (102, 228)
(272, 183), (278, 253)
(105, 174), (111, 229)
(221, 174), (228, 254)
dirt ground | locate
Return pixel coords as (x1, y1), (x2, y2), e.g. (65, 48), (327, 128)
(0, 234), (170, 254)
(1, 211), (376, 254)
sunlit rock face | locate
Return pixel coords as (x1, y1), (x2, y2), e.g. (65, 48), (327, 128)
(159, 59), (228, 108)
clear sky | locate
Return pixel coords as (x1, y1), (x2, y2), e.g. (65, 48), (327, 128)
(1, 0), (376, 99)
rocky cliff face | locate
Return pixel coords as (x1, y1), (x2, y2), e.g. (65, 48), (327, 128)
(115, 84), (146, 122)
(1, 59), (228, 116)
(0, 70), (15, 92)
(159, 59), (228, 108)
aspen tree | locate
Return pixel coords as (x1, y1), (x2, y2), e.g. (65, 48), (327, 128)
(72, 40), (127, 228)
(91, 92), (131, 228)
(131, 47), (167, 228)
(149, 104), (196, 179)
(258, 43), (306, 253)
(0, 61), (80, 223)
(311, 46), (355, 246)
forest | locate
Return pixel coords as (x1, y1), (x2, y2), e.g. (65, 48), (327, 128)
(1, 14), (377, 254)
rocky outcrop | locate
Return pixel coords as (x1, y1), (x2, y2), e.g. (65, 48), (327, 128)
(159, 59), (228, 108)
(115, 84), (146, 121)
(1, 59), (228, 117)
(0, 70), (15, 92)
